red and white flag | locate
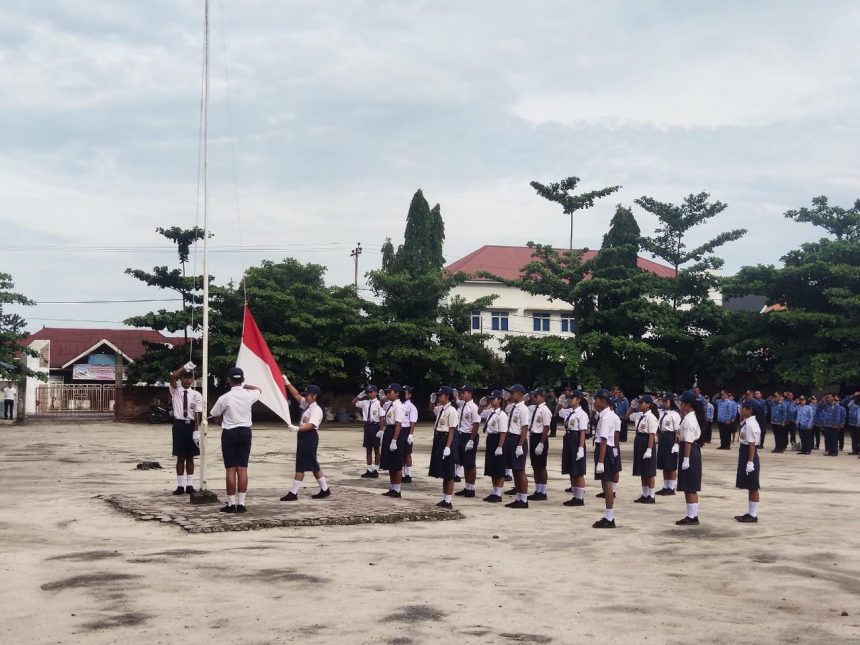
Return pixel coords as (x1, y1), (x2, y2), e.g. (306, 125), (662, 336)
(236, 306), (293, 424)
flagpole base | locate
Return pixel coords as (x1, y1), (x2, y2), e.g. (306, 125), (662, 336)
(190, 489), (220, 505)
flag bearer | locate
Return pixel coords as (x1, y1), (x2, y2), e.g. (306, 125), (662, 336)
(675, 391), (703, 526)
(632, 395), (659, 504)
(401, 386), (418, 482)
(168, 362), (203, 495)
(280, 383), (331, 501)
(591, 389), (620, 528)
(482, 390), (509, 503)
(352, 386), (382, 478)
(734, 400), (761, 523)
(562, 390), (589, 507)
(379, 384), (406, 498)
(527, 387), (553, 501)
(428, 386), (459, 509)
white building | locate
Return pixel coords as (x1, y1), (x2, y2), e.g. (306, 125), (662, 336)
(446, 245), (677, 356)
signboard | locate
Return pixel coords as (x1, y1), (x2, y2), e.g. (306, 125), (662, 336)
(72, 364), (127, 381)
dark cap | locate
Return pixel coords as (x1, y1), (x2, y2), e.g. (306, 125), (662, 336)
(505, 384), (527, 394)
(385, 383), (403, 394)
(436, 385), (454, 397)
(532, 387), (547, 396)
(594, 388), (612, 401)
(639, 394), (654, 406)
(569, 389), (583, 398)
(228, 366), (244, 379)
(459, 385), (475, 393)
(679, 390), (697, 404)
(403, 385), (413, 392)
(302, 384), (321, 396)
(740, 398), (757, 410)
(365, 385), (378, 393)
(489, 389), (504, 399)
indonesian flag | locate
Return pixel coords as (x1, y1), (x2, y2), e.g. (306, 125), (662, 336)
(236, 306), (293, 424)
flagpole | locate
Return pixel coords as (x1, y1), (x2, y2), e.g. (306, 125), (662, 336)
(200, 0), (212, 495)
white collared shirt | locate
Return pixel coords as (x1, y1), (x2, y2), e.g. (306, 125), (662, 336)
(457, 399), (480, 433)
(595, 407), (621, 446)
(507, 401), (529, 434)
(484, 407), (508, 434)
(168, 383), (203, 422)
(679, 411), (702, 443)
(565, 406), (589, 432)
(529, 402), (552, 433)
(301, 401), (323, 430)
(356, 398), (382, 423)
(739, 416), (761, 446)
(434, 403), (459, 433)
(383, 399), (405, 426)
(636, 412), (658, 434)
(402, 400), (418, 428)
(659, 409), (681, 433)
(209, 385), (260, 429)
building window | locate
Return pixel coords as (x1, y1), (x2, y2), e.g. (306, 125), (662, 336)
(560, 315), (576, 333)
(491, 312), (509, 331)
(532, 312), (550, 332)
(471, 311), (481, 331)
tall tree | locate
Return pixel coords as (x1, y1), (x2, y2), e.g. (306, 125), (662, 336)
(0, 273), (45, 381)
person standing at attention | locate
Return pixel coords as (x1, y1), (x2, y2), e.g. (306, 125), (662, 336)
(735, 400), (761, 523)
(527, 387), (553, 501)
(401, 386), (418, 483)
(675, 391), (703, 526)
(168, 362), (203, 495)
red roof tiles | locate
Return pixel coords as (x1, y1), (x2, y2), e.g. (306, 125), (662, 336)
(25, 328), (186, 368)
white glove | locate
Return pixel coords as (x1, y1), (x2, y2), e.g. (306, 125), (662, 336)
(452, 389), (459, 399)
(596, 462), (605, 474)
(576, 447), (584, 460)
(515, 445), (524, 458)
(442, 446), (451, 458)
(465, 439), (475, 451)
(746, 461), (755, 474)
(479, 396), (488, 407)
(671, 443), (679, 454)
(612, 447), (619, 458)
(357, 390), (367, 400)
(502, 390), (511, 401)
(282, 373), (290, 385)
(376, 430), (383, 440)
(494, 447), (503, 457)
(643, 448), (652, 459)
(407, 434), (414, 445)
(287, 424), (299, 432)
(682, 457), (690, 470)
(389, 440), (398, 452)
(430, 393), (437, 404)
(192, 430), (200, 446)
(184, 361), (196, 372)
(535, 443), (544, 456)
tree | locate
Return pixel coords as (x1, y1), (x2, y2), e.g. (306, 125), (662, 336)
(0, 273), (45, 381)
(501, 335), (582, 390)
(725, 196), (860, 388)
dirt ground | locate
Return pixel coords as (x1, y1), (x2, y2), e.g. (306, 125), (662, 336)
(1, 421), (859, 645)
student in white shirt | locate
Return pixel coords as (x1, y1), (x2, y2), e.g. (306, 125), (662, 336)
(401, 386), (419, 483)
(592, 389), (621, 528)
(378, 384), (407, 498)
(481, 390), (509, 503)
(503, 384), (531, 509)
(3, 383), (16, 419)
(280, 383), (330, 501)
(352, 385), (382, 478)
(632, 395), (659, 504)
(675, 391), (703, 526)
(208, 367), (261, 514)
(527, 387), (553, 501)
(655, 396), (682, 496)
(562, 390), (589, 507)
(167, 363), (203, 495)
(454, 385), (481, 498)
(428, 386), (460, 509)
(735, 400), (761, 523)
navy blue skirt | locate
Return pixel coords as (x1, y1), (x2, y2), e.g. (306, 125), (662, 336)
(632, 432), (656, 477)
(403, 427), (414, 455)
(504, 432), (528, 471)
(295, 429), (320, 473)
(484, 433), (506, 478)
(379, 425), (403, 472)
(735, 444), (760, 490)
(428, 431), (458, 480)
(561, 431), (586, 476)
(677, 442), (702, 492)
(657, 431), (677, 471)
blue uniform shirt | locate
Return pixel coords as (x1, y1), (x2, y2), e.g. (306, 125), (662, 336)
(848, 401), (860, 427)
(705, 402), (714, 422)
(795, 404), (815, 430)
(817, 403), (846, 428)
(716, 399), (738, 423)
(771, 400), (788, 425)
(614, 397), (630, 419)
(785, 400), (798, 422)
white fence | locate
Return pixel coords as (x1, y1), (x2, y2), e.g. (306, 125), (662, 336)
(34, 384), (116, 416)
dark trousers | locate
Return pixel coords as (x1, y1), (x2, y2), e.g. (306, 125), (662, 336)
(837, 427), (846, 451)
(772, 424), (788, 452)
(849, 426), (860, 454)
(788, 422), (797, 444)
(758, 423), (767, 449)
(703, 421), (713, 444)
(717, 422), (733, 448)
(823, 428), (839, 455)
(3, 400), (12, 419)
(619, 420), (629, 442)
(799, 428), (813, 453)
(813, 427), (821, 448)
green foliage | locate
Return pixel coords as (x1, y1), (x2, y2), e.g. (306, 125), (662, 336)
(0, 273), (45, 381)
(501, 335), (581, 389)
(530, 176), (621, 250)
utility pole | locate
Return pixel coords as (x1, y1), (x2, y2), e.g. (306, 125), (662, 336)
(350, 242), (362, 291)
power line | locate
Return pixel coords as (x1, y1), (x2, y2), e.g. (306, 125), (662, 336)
(35, 298), (183, 304)
(0, 243), (364, 253)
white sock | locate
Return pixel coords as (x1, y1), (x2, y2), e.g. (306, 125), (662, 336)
(371, 464), (379, 472)
(227, 495), (236, 506)
(317, 476), (328, 491)
(642, 485), (649, 496)
(669, 480), (677, 490)
(186, 474), (194, 487)
(366, 464), (373, 472)
(444, 494), (452, 503)
(237, 492), (246, 505)
(748, 501), (758, 518)
(393, 484), (401, 493)
(465, 483), (475, 491)
(648, 487), (655, 497)
(290, 479), (301, 495)
(686, 503), (698, 518)
(611, 482), (618, 493)
(505, 469), (513, 477)
(493, 486), (502, 496)
(176, 475), (186, 487)
(404, 466), (411, 476)
(574, 487), (585, 500)
(605, 508), (615, 521)
(662, 480), (669, 489)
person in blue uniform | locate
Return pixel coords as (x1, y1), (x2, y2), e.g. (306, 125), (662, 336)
(735, 400), (761, 523)
(281, 384), (331, 501)
(794, 395), (815, 455)
(812, 395), (823, 450)
(819, 393), (846, 456)
(562, 390), (589, 507)
(845, 392), (860, 456)
(715, 391), (738, 450)
(591, 389), (621, 528)
(481, 390), (509, 503)
(428, 386), (460, 508)
(353, 386), (382, 478)
(769, 392), (788, 453)
(784, 392), (798, 451)
(675, 391), (703, 526)
(701, 395), (714, 447)
(632, 395), (659, 504)
(613, 388), (630, 442)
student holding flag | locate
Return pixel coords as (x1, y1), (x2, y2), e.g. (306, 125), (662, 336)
(280, 383), (331, 501)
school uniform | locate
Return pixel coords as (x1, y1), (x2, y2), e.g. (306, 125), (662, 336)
(735, 416), (761, 490)
(428, 404), (459, 480)
(295, 399), (324, 473)
(846, 401), (860, 455)
(357, 398), (383, 448)
(528, 402), (553, 470)
(795, 404), (815, 454)
(677, 412), (702, 492)
(632, 412), (658, 477)
(613, 397), (630, 441)
(168, 383), (203, 458)
(785, 400), (798, 446)
(504, 401), (529, 471)
(819, 403), (846, 456)
(209, 385), (260, 468)
(656, 409), (681, 470)
(483, 408), (509, 478)
(561, 406), (589, 477)
(593, 407), (621, 482)
(402, 399), (418, 456)
(703, 401), (714, 444)
(379, 399), (406, 472)
(770, 399), (789, 452)
(716, 399), (738, 449)
(455, 399), (481, 470)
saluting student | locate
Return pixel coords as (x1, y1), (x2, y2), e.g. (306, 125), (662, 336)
(632, 395), (659, 504)
(528, 387), (553, 501)
(794, 395), (815, 455)
(428, 386), (459, 509)
(482, 390), (509, 503)
(379, 384), (406, 498)
(353, 386), (382, 478)
(280, 383), (331, 501)
(655, 396), (681, 496)
(735, 400), (761, 523)
(675, 391), (703, 526)
(819, 393), (846, 456)
(503, 384), (531, 509)
(503, 392), (516, 482)
(562, 390), (589, 507)
(846, 393), (860, 456)
(770, 392), (788, 453)
(401, 386), (418, 483)
(592, 389), (621, 528)
(168, 362), (203, 495)
(454, 385), (481, 498)
(715, 391), (738, 450)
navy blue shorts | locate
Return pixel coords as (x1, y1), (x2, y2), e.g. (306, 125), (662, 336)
(529, 432), (548, 469)
(593, 444), (619, 482)
(561, 431), (586, 477)
(456, 433), (479, 469)
(221, 427), (252, 468)
(504, 433), (528, 471)
(172, 420), (199, 458)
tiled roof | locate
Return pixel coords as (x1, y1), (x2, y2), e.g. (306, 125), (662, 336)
(445, 245), (677, 280)
(24, 328), (186, 368)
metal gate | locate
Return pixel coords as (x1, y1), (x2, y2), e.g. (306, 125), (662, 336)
(34, 384), (116, 416)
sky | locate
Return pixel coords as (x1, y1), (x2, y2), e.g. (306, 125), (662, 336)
(2, 0), (859, 331)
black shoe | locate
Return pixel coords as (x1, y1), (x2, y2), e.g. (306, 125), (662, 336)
(453, 476), (462, 482)
(236, 504), (247, 514)
(360, 470), (373, 478)
(185, 485), (195, 494)
(280, 492), (298, 501)
(675, 516), (699, 526)
(312, 488), (331, 499)
(504, 488), (517, 496)
(527, 492), (547, 501)
(634, 496), (655, 504)
(505, 500), (529, 509)
(464, 490), (476, 498)
(564, 486), (572, 493)
(596, 492), (617, 499)
(219, 504), (236, 513)
(734, 513), (758, 523)
(455, 489), (469, 496)
(435, 500), (453, 509)
(592, 518), (616, 529)
(656, 488), (676, 496)
(483, 494), (503, 503)
(563, 497), (584, 507)
(402, 475), (413, 483)
(382, 489), (401, 498)
(172, 486), (185, 496)
(549, 430), (557, 437)
(504, 475), (513, 482)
